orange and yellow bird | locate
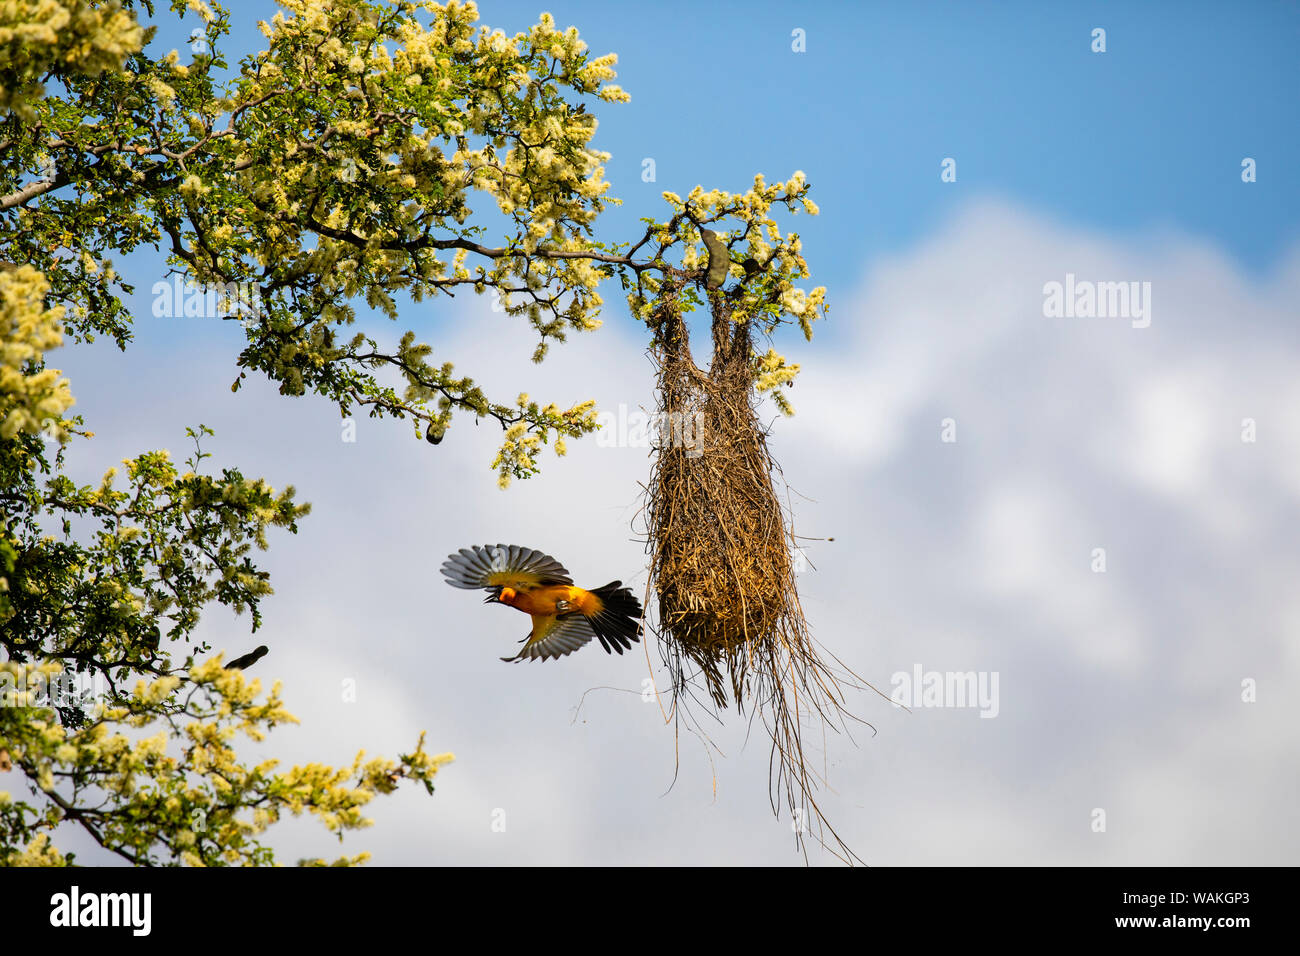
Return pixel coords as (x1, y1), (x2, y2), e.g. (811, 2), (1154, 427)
(442, 544), (643, 662)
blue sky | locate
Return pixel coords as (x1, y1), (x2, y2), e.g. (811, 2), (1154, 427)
(23, 1), (1300, 865)
(596, 0), (1300, 275)
(139, 0), (1300, 351)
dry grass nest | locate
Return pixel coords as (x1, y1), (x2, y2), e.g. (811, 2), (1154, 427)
(641, 285), (874, 864)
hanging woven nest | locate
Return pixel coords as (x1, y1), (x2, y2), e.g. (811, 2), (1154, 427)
(644, 278), (868, 863)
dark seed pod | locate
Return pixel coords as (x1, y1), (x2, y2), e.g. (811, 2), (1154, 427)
(228, 645), (269, 670)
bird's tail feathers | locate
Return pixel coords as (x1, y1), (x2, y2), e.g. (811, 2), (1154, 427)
(585, 581), (643, 655)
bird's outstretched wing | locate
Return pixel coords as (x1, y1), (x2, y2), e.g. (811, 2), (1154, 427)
(441, 544), (573, 591)
(503, 614), (596, 662)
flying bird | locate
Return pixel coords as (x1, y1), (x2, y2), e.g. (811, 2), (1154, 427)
(442, 544), (643, 662)
(227, 645), (269, 670)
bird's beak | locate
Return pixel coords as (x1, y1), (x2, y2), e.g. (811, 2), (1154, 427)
(483, 594), (496, 604)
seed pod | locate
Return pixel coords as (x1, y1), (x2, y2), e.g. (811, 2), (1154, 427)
(699, 228), (729, 291)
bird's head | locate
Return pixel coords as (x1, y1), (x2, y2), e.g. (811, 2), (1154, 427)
(485, 586), (517, 604)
